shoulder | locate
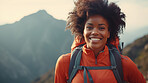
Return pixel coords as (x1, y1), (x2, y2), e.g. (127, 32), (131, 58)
(121, 55), (136, 67)
(54, 53), (71, 82)
(56, 53), (71, 66)
(55, 53), (71, 76)
(121, 55), (146, 82)
(121, 55), (137, 71)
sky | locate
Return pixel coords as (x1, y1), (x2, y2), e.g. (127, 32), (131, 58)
(0, 0), (148, 31)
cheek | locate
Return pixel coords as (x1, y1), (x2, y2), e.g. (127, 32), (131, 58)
(83, 30), (89, 41)
(83, 29), (87, 37)
(103, 31), (110, 38)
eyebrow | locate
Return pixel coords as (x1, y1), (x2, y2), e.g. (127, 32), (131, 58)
(98, 24), (106, 26)
(87, 23), (93, 25)
(86, 23), (106, 26)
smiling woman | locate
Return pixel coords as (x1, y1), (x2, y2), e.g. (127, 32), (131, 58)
(54, 0), (146, 83)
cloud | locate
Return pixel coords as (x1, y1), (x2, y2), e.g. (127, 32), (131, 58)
(118, 0), (148, 31)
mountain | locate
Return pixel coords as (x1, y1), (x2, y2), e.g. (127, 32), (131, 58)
(123, 34), (148, 80)
(0, 10), (73, 83)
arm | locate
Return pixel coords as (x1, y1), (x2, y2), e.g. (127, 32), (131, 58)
(122, 56), (146, 83)
(54, 54), (70, 83)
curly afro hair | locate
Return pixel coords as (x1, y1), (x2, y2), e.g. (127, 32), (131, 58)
(66, 0), (126, 43)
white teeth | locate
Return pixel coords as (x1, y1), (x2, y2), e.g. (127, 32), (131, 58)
(91, 38), (101, 41)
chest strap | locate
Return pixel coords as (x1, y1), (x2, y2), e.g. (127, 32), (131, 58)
(75, 65), (117, 83)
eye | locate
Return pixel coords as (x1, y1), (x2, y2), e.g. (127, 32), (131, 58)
(86, 26), (93, 30)
(99, 27), (105, 30)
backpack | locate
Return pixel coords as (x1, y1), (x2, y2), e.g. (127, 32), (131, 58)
(67, 44), (124, 83)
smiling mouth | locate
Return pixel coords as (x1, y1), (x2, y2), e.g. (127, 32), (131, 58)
(90, 38), (101, 41)
(89, 38), (102, 42)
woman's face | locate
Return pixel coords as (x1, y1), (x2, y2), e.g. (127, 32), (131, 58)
(83, 15), (110, 54)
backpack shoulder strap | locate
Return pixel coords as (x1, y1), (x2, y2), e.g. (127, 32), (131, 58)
(108, 44), (124, 83)
(68, 45), (83, 83)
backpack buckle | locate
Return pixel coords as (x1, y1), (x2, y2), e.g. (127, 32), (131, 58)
(111, 66), (117, 70)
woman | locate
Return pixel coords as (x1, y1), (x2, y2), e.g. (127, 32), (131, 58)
(54, 0), (146, 83)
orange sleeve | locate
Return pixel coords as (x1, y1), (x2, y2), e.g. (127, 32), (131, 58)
(54, 54), (70, 83)
(122, 56), (146, 83)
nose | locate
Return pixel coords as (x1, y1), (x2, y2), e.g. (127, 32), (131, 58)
(91, 28), (99, 35)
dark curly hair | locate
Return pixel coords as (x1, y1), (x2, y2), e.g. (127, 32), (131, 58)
(66, 0), (126, 43)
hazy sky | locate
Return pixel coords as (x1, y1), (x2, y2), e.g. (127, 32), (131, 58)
(0, 0), (148, 31)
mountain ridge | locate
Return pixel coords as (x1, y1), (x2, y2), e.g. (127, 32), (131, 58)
(19, 10), (56, 24)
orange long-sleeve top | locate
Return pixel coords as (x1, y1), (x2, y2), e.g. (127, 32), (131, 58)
(54, 37), (146, 83)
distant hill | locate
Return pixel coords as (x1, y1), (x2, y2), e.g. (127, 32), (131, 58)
(0, 10), (73, 83)
(123, 34), (148, 80)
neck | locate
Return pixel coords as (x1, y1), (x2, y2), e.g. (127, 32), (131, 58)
(93, 47), (105, 57)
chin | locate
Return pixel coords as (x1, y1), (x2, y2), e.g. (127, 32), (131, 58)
(91, 45), (101, 49)
(90, 44), (105, 50)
